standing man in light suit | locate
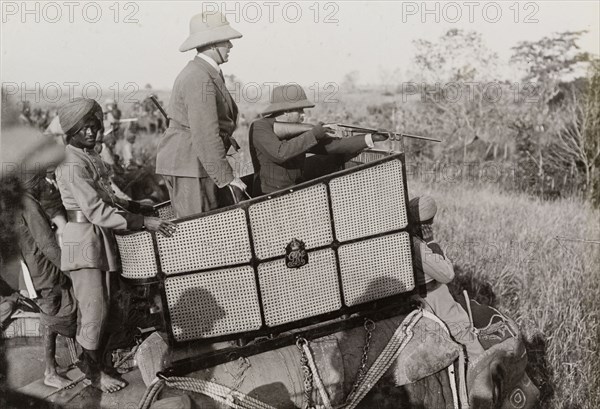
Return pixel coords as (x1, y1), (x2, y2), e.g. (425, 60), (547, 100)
(156, 11), (246, 218)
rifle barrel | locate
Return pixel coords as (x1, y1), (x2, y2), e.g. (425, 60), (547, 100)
(150, 94), (170, 126)
(338, 124), (441, 143)
(395, 133), (441, 143)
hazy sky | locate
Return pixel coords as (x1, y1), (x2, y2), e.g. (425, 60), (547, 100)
(2, 1), (599, 98)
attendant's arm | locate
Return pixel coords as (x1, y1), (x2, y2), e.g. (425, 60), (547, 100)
(310, 134), (370, 156)
(412, 237), (455, 284)
(65, 161), (143, 230)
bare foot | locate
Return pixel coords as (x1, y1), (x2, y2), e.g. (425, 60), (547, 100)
(93, 371), (127, 393)
(44, 372), (74, 389)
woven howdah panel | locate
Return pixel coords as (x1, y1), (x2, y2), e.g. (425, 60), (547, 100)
(115, 232), (158, 279)
(258, 248), (342, 327)
(338, 232), (414, 306)
(116, 154), (415, 342)
(164, 266), (262, 342)
(352, 150), (392, 164)
(330, 160), (407, 242)
(156, 208), (252, 275)
(157, 204), (176, 220)
(249, 184), (333, 260)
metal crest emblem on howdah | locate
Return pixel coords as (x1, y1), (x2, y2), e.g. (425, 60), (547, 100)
(285, 238), (308, 269)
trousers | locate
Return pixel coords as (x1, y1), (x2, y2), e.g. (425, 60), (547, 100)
(69, 268), (109, 350)
(420, 283), (485, 359)
(162, 175), (219, 218)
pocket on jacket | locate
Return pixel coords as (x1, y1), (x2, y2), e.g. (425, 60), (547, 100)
(60, 222), (106, 271)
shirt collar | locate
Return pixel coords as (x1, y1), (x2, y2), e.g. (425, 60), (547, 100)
(67, 144), (96, 156)
(196, 53), (220, 72)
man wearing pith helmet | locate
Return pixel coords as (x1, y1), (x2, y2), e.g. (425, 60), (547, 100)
(249, 84), (388, 195)
(156, 11), (245, 218)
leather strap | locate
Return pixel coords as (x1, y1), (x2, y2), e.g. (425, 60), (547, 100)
(67, 210), (89, 223)
(425, 280), (442, 293)
(168, 119), (190, 131)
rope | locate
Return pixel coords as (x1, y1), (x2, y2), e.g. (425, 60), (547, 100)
(463, 290), (474, 331)
(296, 338), (314, 408)
(460, 291), (473, 409)
(66, 337), (79, 366)
(165, 377), (278, 409)
(458, 349), (469, 408)
(44, 373), (87, 398)
(136, 309), (463, 409)
(422, 310), (468, 409)
(301, 343), (333, 409)
(447, 363), (459, 409)
(137, 378), (165, 409)
(114, 341), (141, 369)
(344, 309), (422, 409)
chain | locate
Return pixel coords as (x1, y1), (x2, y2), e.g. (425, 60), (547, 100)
(348, 319), (376, 399)
(297, 337), (314, 409)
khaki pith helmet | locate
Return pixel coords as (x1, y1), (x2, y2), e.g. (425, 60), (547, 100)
(179, 11), (242, 52)
(262, 84), (316, 116)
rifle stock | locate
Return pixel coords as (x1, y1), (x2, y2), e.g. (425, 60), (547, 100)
(273, 122), (315, 140)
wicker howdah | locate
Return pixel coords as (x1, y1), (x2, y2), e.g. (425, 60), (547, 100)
(115, 152), (416, 344)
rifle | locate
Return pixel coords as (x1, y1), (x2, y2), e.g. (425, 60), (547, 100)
(149, 94), (170, 128)
(272, 122), (441, 143)
(272, 122), (354, 140)
(337, 124), (441, 143)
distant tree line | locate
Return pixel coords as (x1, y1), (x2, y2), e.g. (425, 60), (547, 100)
(341, 29), (599, 205)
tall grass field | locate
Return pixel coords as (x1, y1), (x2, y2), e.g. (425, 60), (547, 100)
(409, 179), (600, 408)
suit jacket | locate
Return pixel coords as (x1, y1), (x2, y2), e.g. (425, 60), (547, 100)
(156, 57), (238, 187)
(56, 145), (143, 272)
(249, 117), (368, 194)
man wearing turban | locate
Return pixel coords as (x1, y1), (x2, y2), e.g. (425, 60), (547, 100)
(55, 98), (176, 392)
(155, 11), (246, 218)
(408, 195), (484, 360)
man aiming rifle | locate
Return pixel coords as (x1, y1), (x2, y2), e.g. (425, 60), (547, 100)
(249, 84), (390, 195)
